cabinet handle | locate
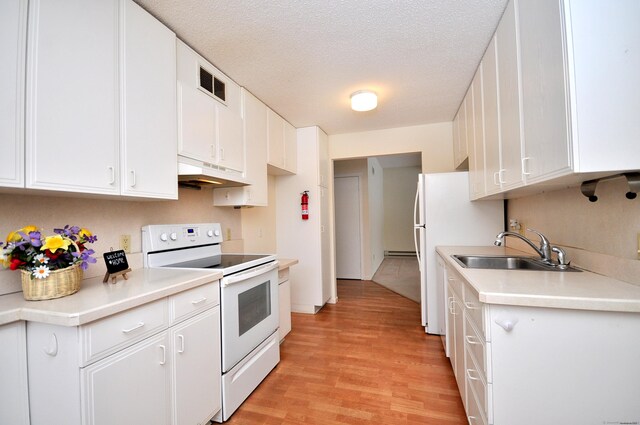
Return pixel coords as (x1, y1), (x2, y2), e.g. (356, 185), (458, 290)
(177, 335), (185, 354)
(448, 297), (455, 314)
(107, 166), (115, 185)
(494, 317), (518, 332)
(43, 333), (58, 357)
(210, 144), (216, 159)
(448, 277), (455, 281)
(130, 170), (136, 187)
(499, 169), (506, 184)
(522, 157), (531, 176)
(220, 147), (225, 160)
(466, 368), (480, 381)
(191, 297), (207, 305)
(493, 171), (500, 186)
(464, 301), (479, 310)
(465, 335), (480, 345)
(159, 344), (166, 365)
(468, 415), (479, 423)
(122, 321), (145, 334)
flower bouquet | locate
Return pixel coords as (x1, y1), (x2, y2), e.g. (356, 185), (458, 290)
(2, 225), (98, 300)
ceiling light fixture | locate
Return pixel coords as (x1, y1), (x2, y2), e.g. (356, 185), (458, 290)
(350, 90), (377, 111)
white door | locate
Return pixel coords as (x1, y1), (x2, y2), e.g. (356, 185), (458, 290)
(334, 176), (362, 279)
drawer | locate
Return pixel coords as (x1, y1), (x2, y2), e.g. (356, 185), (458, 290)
(463, 283), (484, 337)
(445, 265), (463, 298)
(464, 313), (490, 382)
(170, 282), (219, 324)
(466, 374), (488, 425)
(278, 267), (289, 284)
(81, 298), (168, 366)
(465, 344), (488, 423)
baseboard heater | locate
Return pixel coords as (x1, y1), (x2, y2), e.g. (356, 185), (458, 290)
(384, 251), (416, 257)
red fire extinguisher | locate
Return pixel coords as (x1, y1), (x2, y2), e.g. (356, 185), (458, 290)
(301, 191), (309, 220)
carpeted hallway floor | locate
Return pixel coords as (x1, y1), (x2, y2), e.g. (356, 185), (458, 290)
(372, 256), (421, 303)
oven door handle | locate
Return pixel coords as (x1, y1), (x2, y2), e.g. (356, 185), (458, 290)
(221, 261), (279, 287)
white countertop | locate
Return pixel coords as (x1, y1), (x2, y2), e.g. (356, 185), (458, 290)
(0, 268), (222, 327)
(277, 258), (298, 270)
(437, 246), (640, 313)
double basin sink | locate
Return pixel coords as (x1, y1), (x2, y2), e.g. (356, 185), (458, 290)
(452, 255), (581, 272)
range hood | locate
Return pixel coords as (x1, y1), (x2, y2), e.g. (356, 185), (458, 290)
(178, 156), (248, 189)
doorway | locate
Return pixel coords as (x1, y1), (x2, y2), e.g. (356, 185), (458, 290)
(334, 176), (362, 279)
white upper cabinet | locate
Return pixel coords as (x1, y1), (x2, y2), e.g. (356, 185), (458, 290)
(453, 101), (469, 170)
(495, 0), (524, 191)
(469, 66), (486, 200)
(0, 0), (26, 189)
(23, 0), (177, 199)
(267, 109), (297, 175)
(176, 40), (244, 173)
(518, 0), (571, 182)
(213, 89), (268, 206)
(26, 0), (120, 195)
(471, 0), (640, 199)
(120, 0), (177, 199)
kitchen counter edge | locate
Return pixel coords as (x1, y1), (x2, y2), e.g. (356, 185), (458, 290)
(278, 258), (299, 270)
(437, 246), (640, 313)
(0, 267), (223, 327)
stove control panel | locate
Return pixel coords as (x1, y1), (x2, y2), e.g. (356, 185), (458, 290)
(142, 223), (223, 253)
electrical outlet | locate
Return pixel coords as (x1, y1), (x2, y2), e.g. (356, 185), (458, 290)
(518, 222), (525, 236)
(226, 228), (231, 241)
(120, 234), (131, 253)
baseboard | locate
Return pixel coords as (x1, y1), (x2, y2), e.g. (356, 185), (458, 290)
(384, 251), (416, 257)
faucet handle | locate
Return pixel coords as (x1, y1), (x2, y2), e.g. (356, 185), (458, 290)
(551, 246), (569, 269)
(526, 228), (550, 245)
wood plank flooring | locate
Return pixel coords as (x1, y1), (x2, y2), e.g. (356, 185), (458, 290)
(225, 280), (467, 424)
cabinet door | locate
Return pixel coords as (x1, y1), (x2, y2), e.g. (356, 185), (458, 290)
(0, 0), (26, 188)
(82, 332), (171, 425)
(283, 120), (297, 173)
(496, 0), (524, 190)
(241, 89), (268, 204)
(217, 104), (244, 172)
(26, 0), (119, 194)
(482, 36), (502, 195)
(458, 101), (468, 169)
(453, 296), (466, 408)
(278, 280), (292, 340)
(121, 0), (177, 199)
(317, 127), (329, 187)
(469, 67), (485, 199)
(172, 307), (221, 425)
(518, 0), (571, 182)
(267, 108), (285, 170)
(0, 322), (30, 425)
(452, 111), (461, 169)
(178, 83), (217, 163)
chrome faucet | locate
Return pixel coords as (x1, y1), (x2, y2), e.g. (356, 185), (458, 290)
(494, 228), (554, 264)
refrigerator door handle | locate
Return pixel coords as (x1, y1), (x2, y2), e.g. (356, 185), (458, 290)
(413, 182), (424, 272)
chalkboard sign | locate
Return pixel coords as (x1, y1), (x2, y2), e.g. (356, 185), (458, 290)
(103, 250), (132, 283)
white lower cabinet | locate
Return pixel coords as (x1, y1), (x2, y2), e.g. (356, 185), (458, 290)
(0, 321), (30, 425)
(442, 255), (640, 424)
(27, 283), (221, 425)
(278, 267), (292, 341)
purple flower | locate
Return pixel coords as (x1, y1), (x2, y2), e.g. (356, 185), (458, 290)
(72, 249), (97, 270)
(54, 225), (81, 241)
(28, 231), (42, 247)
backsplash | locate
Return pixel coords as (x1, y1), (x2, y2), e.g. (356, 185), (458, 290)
(0, 189), (241, 294)
(507, 176), (640, 286)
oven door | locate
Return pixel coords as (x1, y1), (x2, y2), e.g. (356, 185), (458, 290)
(220, 261), (279, 372)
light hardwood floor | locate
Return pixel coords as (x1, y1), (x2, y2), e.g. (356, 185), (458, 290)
(225, 280), (466, 424)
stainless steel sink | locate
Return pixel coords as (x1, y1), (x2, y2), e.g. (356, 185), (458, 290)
(452, 255), (581, 272)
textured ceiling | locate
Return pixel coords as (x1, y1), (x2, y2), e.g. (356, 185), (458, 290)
(134, 0), (508, 135)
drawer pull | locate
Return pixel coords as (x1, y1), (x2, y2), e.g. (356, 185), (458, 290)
(159, 344), (166, 365)
(191, 297), (207, 305)
(177, 334), (185, 354)
(464, 301), (479, 310)
(466, 368), (480, 381)
(468, 415), (479, 423)
(43, 333), (58, 357)
(465, 335), (480, 345)
(122, 322), (145, 334)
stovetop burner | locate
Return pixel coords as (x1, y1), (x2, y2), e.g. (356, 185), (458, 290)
(165, 254), (272, 270)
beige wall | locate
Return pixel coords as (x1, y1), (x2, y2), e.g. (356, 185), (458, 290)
(0, 189), (241, 293)
(241, 175), (277, 253)
(507, 176), (640, 286)
(329, 122), (454, 173)
(383, 166), (421, 253)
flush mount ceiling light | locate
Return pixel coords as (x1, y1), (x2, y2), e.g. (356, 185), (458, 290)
(350, 90), (377, 111)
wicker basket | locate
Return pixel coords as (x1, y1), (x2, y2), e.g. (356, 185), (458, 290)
(21, 263), (83, 301)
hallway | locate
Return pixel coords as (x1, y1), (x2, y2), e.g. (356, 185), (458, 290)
(372, 256), (421, 303)
(226, 280), (466, 424)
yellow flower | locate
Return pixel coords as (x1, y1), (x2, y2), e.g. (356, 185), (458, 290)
(41, 235), (71, 253)
(5, 225), (38, 243)
(78, 228), (92, 239)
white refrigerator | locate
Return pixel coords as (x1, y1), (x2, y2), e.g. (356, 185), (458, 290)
(413, 172), (504, 335)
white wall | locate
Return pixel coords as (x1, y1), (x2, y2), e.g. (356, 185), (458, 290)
(383, 166), (421, 253)
(367, 158), (384, 278)
(329, 122), (454, 173)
